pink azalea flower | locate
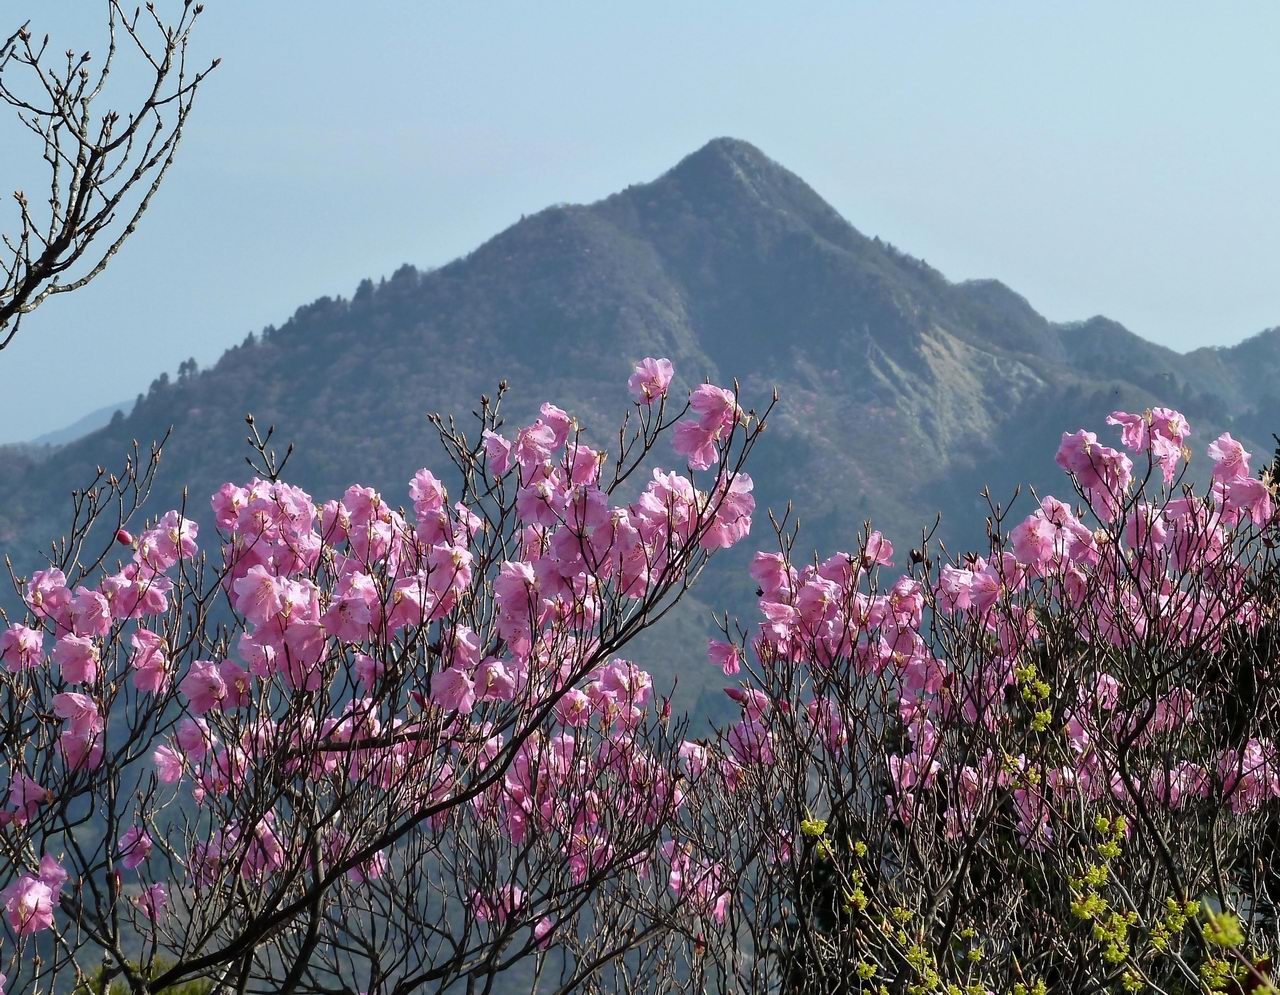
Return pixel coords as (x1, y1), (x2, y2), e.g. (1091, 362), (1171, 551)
(136, 882), (167, 922)
(864, 530), (895, 566)
(25, 568), (71, 628)
(38, 855), (67, 893)
(70, 587), (112, 638)
(180, 659), (227, 714)
(701, 473), (755, 549)
(707, 639), (741, 675)
(219, 661), (251, 709)
(0, 624), (43, 673)
(118, 826), (154, 869)
(538, 402), (574, 449)
(1208, 432), (1251, 482)
(60, 727), (104, 770)
(554, 688), (592, 727)
(475, 657), (517, 701)
(689, 383), (740, 432)
(130, 629), (171, 694)
(52, 634), (99, 684)
(1225, 476), (1276, 527)
(672, 420), (721, 470)
(232, 565), (284, 625)
(482, 430), (514, 476)
(534, 916), (557, 949)
(3, 876), (54, 934)
(153, 745), (185, 783)
(176, 717), (213, 761)
(409, 467), (447, 516)
(1055, 430), (1133, 520)
(431, 666), (476, 714)
(628, 356), (674, 404)
(354, 652), (385, 688)
(1106, 410), (1148, 451)
(320, 576), (376, 643)
(5, 774), (49, 825)
(52, 692), (104, 737)
(471, 885), (525, 925)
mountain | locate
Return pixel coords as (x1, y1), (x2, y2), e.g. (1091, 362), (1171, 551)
(21, 400), (130, 448)
(1, 137), (1276, 718)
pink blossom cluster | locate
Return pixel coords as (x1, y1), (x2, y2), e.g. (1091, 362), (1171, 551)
(682, 406), (1280, 900)
(1, 358), (759, 969)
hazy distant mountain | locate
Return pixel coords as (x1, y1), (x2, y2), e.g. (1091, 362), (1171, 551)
(22, 401), (130, 448)
(1, 137), (1275, 717)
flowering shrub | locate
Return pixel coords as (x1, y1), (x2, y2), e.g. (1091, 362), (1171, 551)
(5, 369), (1280, 994)
(680, 410), (1280, 993)
(0, 366), (768, 993)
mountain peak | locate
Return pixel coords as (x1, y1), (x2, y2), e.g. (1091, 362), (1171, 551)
(677, 136), (772, 168)
(663, 136), (802, 196)
(626, 137), (860, 250)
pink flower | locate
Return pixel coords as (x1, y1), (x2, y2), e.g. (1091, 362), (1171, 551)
(628, 357), (674, 404)
(3, 874), (54, 934)
(475, 657), (517, 702)
(482, 430), (514, 476)
(727, 718), (773, 765)
(689, 384), (740, 432)
(554, 689), (592, 727)
(52, 634), (99, 684)
(1208, 432), (1251, 482)
(232, 565), (284, 625)
(749, 552), (794, 599)
(118, 826), (154, 869)
(672, 420), (721, 470)
(347, 849), (389, 885)
(5, 774), (49, 825)
(1225, 476), (1276, 528)
(354, 652), (385, 688)
(181, 659), (227, 714)
(25, 568), (71, 627)
(598, 659), (653, 708)
(38, 855), (67, 894)
(1149, 407), (1190, 466)
(534, 916), (557, 949)
(701, 473), (755, 549)
(431, 666), (476, 714)
(136, 882), (167, 922)
(1106, 410), (1148, 451)
(539, 402), (574, 449)
(71, 587), (112, 637)
(1056, 430), (1133, 520)
(409, 468), (447, 520)
(708, 640), (741, 675)
(471, 885), (525, 925)
(321, 574), (376, 643)
(130, 629), (171, 693)
(937, 565), (974, 612)
(153, 745), (184, 783)
(864, 530), (894, 567)
(0, 624), (43, 673)
(808, 697), (848, 753)
(219, 661), (251, 709)
(176, 717), (213, 761)
(52, 692), (103, 737)
(60, 726), (104, 770)
(513, 421), (558, 471)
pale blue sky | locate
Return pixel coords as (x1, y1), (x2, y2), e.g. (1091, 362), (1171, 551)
(3, 1), (1279, 441)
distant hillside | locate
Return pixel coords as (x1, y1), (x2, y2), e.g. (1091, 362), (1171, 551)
(1, 137), (1275, 719)
(25, 400), (129, 448)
